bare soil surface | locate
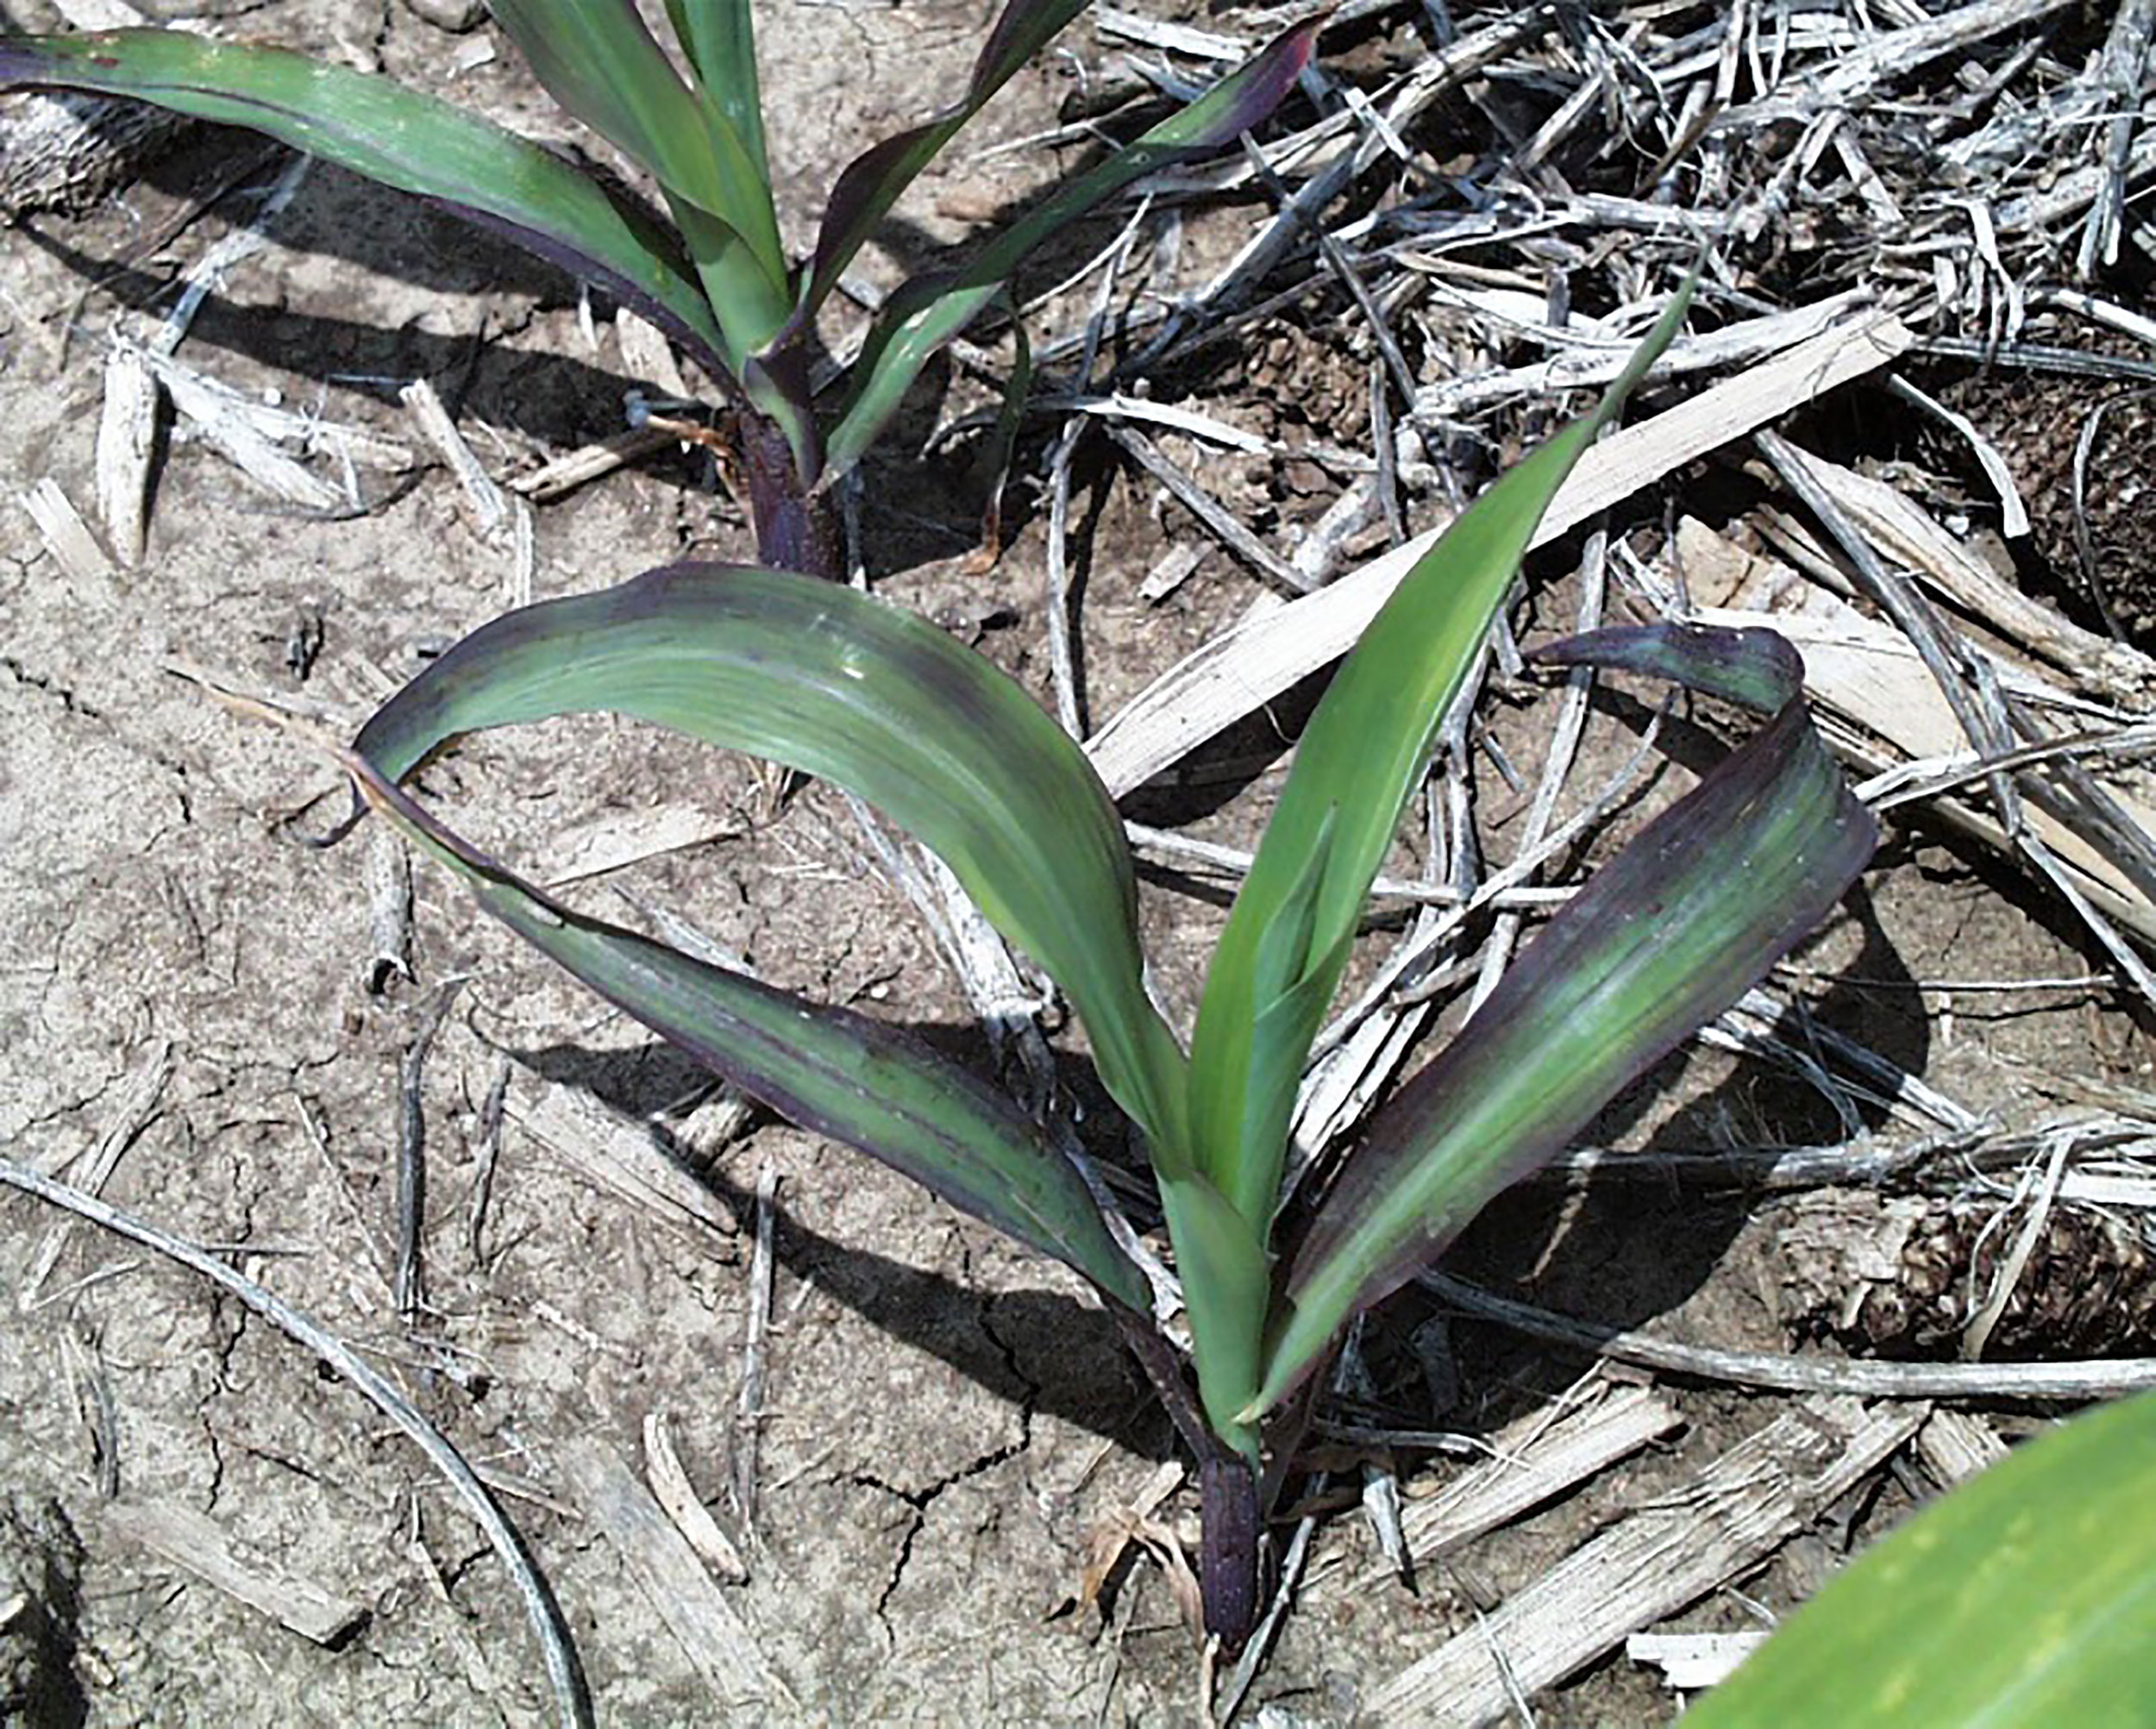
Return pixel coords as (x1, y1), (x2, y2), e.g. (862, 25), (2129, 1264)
(3, 2), (2155, 1725)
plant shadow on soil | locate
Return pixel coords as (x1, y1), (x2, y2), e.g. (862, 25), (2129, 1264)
(512, 1033), (1175, 1461)
(15, 108), (1212, 563)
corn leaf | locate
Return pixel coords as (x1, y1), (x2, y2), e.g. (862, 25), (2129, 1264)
(1187, 288), (1694, 1236)
(1156, 1172), (1269, 1457)
(663, 0), (768, 183)
(1687, 1389), (2156, 1726)
(484, 3), (781, 275)
(785, 0), (1092, 337)
(335, 742), (1150, 1312)
(354, 562), (1188, 1160)
(483, 1), (788, 357)
(1250, 623), (1876, 1417)
(0, 28), (733, 378)
(820, 18), (1317, 477)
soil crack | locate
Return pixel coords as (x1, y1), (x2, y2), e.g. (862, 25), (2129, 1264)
(854, 1272), (1043, 1629)
(3, 655), (102, 718)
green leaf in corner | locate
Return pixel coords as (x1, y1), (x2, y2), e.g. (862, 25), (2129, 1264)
(1683, 1389), (2156, 1726)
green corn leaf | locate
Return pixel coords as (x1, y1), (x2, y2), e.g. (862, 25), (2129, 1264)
(784, 0), (1092, 338)
(0, 28), (735, 379)
(1250, 623), (1876, 1418)
(485, 3), (782, 272)
(820, 18), (1317, 477)
(333, 740), (1150, 1312)
(354, 562), (1188, 1162)
(1186, 286), (1695, 1236)
(663, 0), (768, 183)
(1156, 1171), (1269, 1458)
(484, 2), (789, 355)
(1685, 1389), (2156, 1726)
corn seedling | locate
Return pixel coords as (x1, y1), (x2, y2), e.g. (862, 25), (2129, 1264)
(0, 4), (1316, 574)
(223, 291), (1873, 1648)
(4, 3), (1879, 1660)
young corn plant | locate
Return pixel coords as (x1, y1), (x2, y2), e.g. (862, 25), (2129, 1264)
(259, 298), (1876, 1648)
(0, 5), (1317, 575)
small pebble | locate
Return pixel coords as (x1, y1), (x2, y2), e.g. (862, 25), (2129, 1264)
(400, 0), (489, 33)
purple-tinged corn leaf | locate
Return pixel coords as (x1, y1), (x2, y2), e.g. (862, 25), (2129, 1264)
(662, 0), (768, 183)
(785, 0), (1090, 340)
(0, 29), (732, 379)
(1187, 287), (1695, 1238)
(1532, 621), (1803, 713)
(485, 3), (780, 273)
(354, 562), (1189, 1162)
(1249, 622), (1877, 1416)
(484, 1), (788, 355)
(742, 345), (822, 489)
(1683, 1388), (2156, 1726)
(337, 745), (1150, 1312)
(975, 308), (1034, 558)
(820, 18), (1317, 477)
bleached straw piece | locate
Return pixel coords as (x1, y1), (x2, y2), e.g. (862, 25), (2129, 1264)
(1083, 310), (1915, 798)
(104, 1500), (368, 1645)
(95, 341), (160, 566)
(509, 429), (677, 501)
(1780, 448), (2154, 704)
(0, 1157), (592, 1727)
(19, 1038), (172, 1305)
(1628, 1631), (1769, 1692)
(558, 1438), (798, 1713)
(1882, 374), (2028, 540)
(1916, 1407), (2009, 1487)
(1423, 1269), (2156, 1400)
(403, 376), (509, 537)
(1094, 6), (1249, 60)
(20, 477), (115, 581)
(539, 802), (739, 887)
(1305, 1383), (1683, 1600)
(2074, 0), (2156, 276)
(1367, 1397), (1924, 1725)
(151, 357), (349, 513)
(643, 1412), (749, 1583)
(509, 1085), (739, 1249)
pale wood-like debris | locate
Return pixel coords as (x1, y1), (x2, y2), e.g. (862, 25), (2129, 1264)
(1082, 309), (1915, 796)
(642, 1411), (749, 1582)
(103, 1499), (370, 1646)
(508, 1085), (740, 1250)
(556, 1438), (799, 1715)
(1303, 1380), (1683, 1600)
(1365, 1397), (1925, 1725)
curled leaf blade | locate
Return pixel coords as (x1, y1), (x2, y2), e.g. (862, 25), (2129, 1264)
(343, 752), (1150, 1312)
(354, 562), (1188, 1158)
(1251, 623), (1876, 1416)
